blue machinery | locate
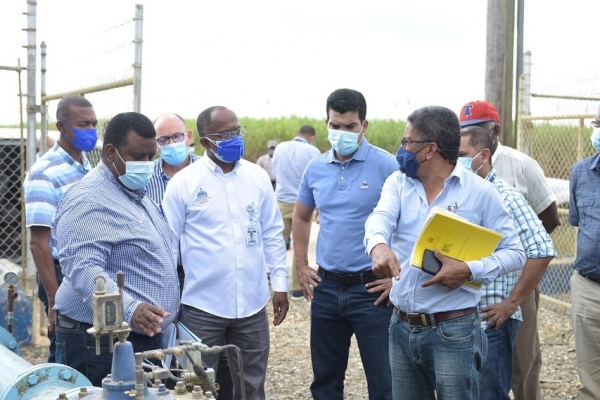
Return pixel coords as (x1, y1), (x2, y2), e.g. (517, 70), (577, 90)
(0, 272), (243, 400)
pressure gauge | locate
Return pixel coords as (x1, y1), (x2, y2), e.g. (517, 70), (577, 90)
(4, 272), (19, 285)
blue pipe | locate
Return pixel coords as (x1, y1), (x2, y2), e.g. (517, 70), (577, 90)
(0, 343), (92, 399)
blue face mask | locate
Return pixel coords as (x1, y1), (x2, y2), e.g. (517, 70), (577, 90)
(591, 128), (600, 152)
(207, 136), (245, 163)
(61, 120), (98, 152)
(328, 127), (362, 156)
(396, 145), (429, 178)
(457, 151), (483, 174)
(113, 149), (154, 190)
(160, 141), (189, 166)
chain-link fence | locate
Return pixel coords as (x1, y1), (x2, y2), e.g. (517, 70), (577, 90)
(518, 93), (597, 303)
(0, 135), (100, 268)
(0, 135), (25, 271)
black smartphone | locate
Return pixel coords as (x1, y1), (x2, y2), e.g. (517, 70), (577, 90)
(421, 249), (443, 275)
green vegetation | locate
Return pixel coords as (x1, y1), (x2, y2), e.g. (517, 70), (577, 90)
(6, 116), (592, 177)
(184, 116), (408, 161)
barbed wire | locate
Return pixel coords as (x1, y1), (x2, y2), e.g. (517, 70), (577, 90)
(96, 18), (134, 36)
(77, 41), (133, 62)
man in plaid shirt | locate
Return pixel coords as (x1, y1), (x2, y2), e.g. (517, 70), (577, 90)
(459, 126), (556, 400)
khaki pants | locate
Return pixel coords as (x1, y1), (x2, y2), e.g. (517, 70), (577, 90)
(278, 201), (300, 291)
(571, 270), (600, 400)
(512, 285), (544, 400)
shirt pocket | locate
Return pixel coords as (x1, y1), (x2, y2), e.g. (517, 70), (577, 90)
(576, 198), (594, 228)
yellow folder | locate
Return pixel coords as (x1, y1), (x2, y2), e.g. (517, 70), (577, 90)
(410, 206), (503, 290)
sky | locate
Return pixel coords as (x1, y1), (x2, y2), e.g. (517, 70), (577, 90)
(0, 0), (598, 126)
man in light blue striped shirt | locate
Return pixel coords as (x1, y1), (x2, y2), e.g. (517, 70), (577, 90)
(52, 112), (179, 386)
(23, 94), (97, 363)
(459, 126), (556, 400)
(146, 113), (201, 206)
(146, 113), (201, 296)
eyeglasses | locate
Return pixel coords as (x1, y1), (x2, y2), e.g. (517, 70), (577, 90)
(207, 126), (246, 141)
(157, 132), (186, 146)
(591, 120), (600, 129)
(401, 138), (432, 148)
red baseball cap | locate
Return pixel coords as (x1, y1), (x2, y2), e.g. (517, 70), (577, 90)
(459, 101), (500, 127)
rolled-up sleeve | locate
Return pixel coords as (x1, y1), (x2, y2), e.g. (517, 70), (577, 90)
(364, 172), (401, 254)
(467, 187), (526, 285)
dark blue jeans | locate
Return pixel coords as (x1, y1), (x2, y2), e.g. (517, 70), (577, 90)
(310, 270), (393, 400)
(54, 312), (163, 387)
(480, 319), (521, 400)
(37, 260), (63, 363)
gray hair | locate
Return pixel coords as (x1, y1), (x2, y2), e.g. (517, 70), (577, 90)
(407, 106), (461, 163)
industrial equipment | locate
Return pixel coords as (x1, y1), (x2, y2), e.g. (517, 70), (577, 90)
(0, 270), (241, 399)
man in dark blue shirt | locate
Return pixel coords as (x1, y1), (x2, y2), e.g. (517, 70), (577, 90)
(568, 106), (600, 400)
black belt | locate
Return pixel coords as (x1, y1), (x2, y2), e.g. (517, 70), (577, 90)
(55, 312), (91, 330)
(580, 272), (600, 285)
(317, 266), (378, 286)
(394, 307), (477, 327)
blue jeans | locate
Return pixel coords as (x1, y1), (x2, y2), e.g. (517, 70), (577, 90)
(480, 319), (521, 400)
(54, 312), (163, 387)
(389, 309), (487, 400)
(37, 260), (63, 363)
(310, 271), (393, 400)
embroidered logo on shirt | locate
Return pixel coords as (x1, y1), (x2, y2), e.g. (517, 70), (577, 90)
(360, 181), (369, 189)
(193, 188), (211, 204)
(447, 202), (458, 214)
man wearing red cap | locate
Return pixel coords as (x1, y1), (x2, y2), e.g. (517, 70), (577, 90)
(459, 100), (560, 400)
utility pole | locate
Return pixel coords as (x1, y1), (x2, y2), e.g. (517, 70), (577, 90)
(514, 0), (524, 137)
(485, 0), (516, 147)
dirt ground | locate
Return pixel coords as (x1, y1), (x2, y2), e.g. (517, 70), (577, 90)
(19, 296), (578, 399)
(17, 223), (580, 398)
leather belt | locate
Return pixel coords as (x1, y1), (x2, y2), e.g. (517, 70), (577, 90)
(580, 272), (600, 285)
(317, 266), (377, 286)
(55, 312), (90, 330)
(394, 306), (477, 327)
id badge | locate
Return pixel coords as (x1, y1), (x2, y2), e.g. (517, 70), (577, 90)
(246, 223), (258, 247)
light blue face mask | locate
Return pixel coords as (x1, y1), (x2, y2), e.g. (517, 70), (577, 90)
(160, 141), (189, 166)
(113, 148), (154, 190)
(457, 151), (483, 174)
(591, 128), (600, 152)
(328, 126), (363, 156)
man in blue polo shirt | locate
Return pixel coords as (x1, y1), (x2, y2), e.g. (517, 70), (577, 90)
(292, 88), (397, 399)
(24, 94), (97, 362)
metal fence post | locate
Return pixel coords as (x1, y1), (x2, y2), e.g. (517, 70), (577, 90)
(40, 41), (47, 154)
(133, 4), (143, 112)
